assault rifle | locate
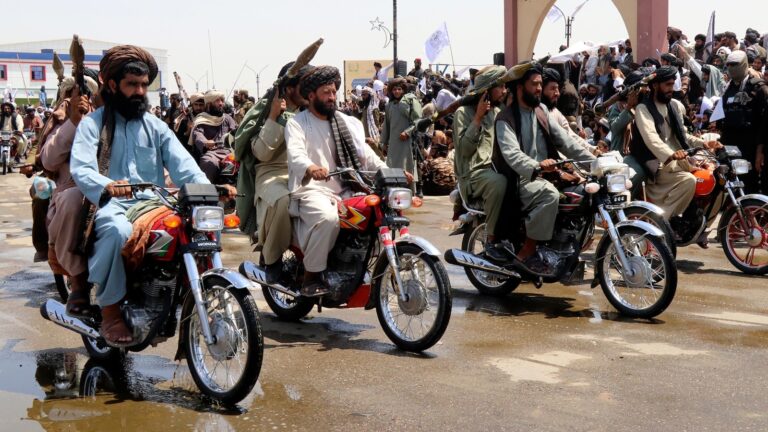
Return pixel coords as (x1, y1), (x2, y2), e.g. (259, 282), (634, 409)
(593, 72), (656, 115)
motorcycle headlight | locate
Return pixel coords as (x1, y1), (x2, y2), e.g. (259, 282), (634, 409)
(606, 174), (628, 193)
(387, 188), (413, 210)
(731, 159), (751, 175)
(192, 206), (224, 231)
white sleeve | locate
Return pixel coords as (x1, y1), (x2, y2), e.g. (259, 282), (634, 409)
(285, 117), (312, 184)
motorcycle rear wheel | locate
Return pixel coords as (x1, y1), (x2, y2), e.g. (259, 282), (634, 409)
(261, 251), (314, 321)
(183, 279), (263, 405)
(373, 243), (452, 352)
(720, 199), (768, 275)
(620, 206), (677, 257)
(461, 223), (520, 296)
(595, 225), (677, 318)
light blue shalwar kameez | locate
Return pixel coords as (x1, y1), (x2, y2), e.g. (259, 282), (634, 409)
(71, 109), (209, 306)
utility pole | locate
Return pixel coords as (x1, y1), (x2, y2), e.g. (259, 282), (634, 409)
(392, 0), (398, 72)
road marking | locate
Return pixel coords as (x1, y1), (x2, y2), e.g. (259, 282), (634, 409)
(690, 311), (768, 327)
(489, 351), (591, 384)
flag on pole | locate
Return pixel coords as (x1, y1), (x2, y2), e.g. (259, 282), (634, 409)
(425, 22), (450, 63)
(571, 0), (590, 18)
(546, 7), (562, 23)
(705, 11), (716, 60)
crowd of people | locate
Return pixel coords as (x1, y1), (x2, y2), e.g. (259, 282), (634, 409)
(1, 22), (767, 343)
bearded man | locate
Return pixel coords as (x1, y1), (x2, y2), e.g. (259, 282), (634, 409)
(540, 68), (598, 155)
(1, 102), (26, 162)
(285, 66), (391, 296)
(191, 90), (238, 182)
(381, 77), (422, 194)
(71, 45), (227, 345)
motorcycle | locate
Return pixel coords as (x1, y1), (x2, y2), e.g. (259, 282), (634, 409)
(240, 167), (452, 352)
(1, 131), (13, 175)
(40, 182), (263, 405)
(624, 145), (768, 275)
(445, 156), (678, 318)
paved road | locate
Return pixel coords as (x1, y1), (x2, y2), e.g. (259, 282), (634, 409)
(0, 173), (766, 431)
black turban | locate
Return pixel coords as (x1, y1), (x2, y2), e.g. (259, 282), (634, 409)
(278, 62), (314, 89)
(624, 70), (646, 88)
(650, 65), (678, 84)
(542, 68), (561, 85)
(299, 66), (341, 99)
(99, 45), (158, 85)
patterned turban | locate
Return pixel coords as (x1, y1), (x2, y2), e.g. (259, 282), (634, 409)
(299, 66), (341, 99)
(99, 44), (158, 84)
(203, 90), (225, 104)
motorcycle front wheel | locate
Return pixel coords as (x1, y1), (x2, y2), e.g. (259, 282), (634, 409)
(373, 243), (452, 352)
(461, 223), (520, 296)
(595, 225), (677, 318)
(720, 199), (768, 275)
(183, 279), (263, 405)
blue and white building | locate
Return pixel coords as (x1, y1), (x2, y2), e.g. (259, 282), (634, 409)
(0, 38), (168, 107)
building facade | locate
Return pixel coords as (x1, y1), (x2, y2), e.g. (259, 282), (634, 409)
(0, 38), (168, 107)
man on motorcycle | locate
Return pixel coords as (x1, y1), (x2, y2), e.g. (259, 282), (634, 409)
(234, 62), (312, 284)
(453, 65), (509, 262)
(70, 45), (233, 345)
(631, 66), (721, 221)
(1, 102), (26, 162)
(191, 90), (237, 182)
(493, 63), (595, 273)
(285, 66), (392, 296)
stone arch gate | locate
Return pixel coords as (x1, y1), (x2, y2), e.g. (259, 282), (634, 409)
(504, 0), (669, 65)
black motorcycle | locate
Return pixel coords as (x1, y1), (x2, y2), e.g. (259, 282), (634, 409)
(446, 157), (678, 318)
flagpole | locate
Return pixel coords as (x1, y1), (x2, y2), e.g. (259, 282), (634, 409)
(444, 23), (457, 76)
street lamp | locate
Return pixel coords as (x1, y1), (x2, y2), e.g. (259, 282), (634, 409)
(245, 64), (269, 99)
(185, 71), (208, 92)
(369, 0), (398, 71)
(548, 0), (589, 47)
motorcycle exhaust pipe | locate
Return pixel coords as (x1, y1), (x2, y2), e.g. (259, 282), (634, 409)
(444, 249), (521, 279)
(40, 299), (101, 340)
(239, 261), (299, 298)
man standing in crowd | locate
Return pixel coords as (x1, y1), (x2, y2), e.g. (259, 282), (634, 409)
(381, 77), (423, 195)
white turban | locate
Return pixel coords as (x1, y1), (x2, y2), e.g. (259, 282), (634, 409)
(58, 76), (99, 100)
(725, 50), (747, 64)
(189, 92), (204, 103)
(203, 90), (225, 104)
(372, 79), (385, 92)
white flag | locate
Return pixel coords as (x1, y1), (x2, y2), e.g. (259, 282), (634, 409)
(425, 22), (451, 63)
(571, 0), (589, 18)
(546, 7), (562, 23)
(706, 11), (715, 46)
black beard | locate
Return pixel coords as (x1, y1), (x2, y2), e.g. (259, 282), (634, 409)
(207, 108), (224, 117)
(313, 98), (336, 117)
(656, 92), (673, 104)
(522, 90), (541, 108)
(110, 90), (148, 120)
(541, 95), (557, 110)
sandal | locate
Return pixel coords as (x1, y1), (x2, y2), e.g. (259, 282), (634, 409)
(99, 306), (134, 347)
(65, 289), (95, 320)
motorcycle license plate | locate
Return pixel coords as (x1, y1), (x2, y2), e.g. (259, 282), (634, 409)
(609, 194), (627, 205)
(730, 181), (744, 189)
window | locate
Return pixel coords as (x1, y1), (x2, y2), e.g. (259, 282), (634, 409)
(30, 65), (46, 81)
(0, 65), (6, 80)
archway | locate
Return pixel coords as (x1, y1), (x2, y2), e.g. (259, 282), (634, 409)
(503, 0), (668, 65)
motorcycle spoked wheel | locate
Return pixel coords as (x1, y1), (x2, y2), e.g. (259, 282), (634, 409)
(620, 206), (678, 257)
(372, 243), (452, 352)
(595, 225), (677, 318)
(183, 278), (263, 405)
(461, 223), (520, 296)
(261, 251), (314, 321)
(1, 155), (7, 175)
(719, 198), (768, 275)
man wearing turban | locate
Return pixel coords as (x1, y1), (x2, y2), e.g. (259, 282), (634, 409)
(70, 45), (229, 345)
(190, 90), (238, 181)
(453, 65), (509, 262)
(630, 66), (721, 224)
(285, 66), (390, 296)
(381, 77), (423, 195)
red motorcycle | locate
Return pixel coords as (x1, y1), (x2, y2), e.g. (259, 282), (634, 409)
(240, 167), (452, 352)
(41, 183), (263, 405)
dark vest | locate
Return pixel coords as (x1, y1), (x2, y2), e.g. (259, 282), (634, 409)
(491, 104), (558, 181)
(721, 78), (767, 150)
(629, 99), (688, 166)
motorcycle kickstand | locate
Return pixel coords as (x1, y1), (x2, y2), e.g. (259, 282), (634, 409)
(316, 297), (322, 313)
(533, 277), (543, 289)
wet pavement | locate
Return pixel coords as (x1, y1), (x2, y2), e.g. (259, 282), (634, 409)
(1, 173), (767, 431)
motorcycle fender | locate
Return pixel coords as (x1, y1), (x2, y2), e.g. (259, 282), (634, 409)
(737, 194), (768, 207)
(615, 220), (665, 238)
(200, 268), (255, 290)
(396, 235), (441, 257)
(626, 200), (665, 217)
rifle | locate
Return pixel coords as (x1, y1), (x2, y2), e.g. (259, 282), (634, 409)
(250, 38), (324, 132)
(69, 34), (90, 97)
(594, 72), (656, 115)
(416, 56), (550, 132)
(173, 72), (190, 107)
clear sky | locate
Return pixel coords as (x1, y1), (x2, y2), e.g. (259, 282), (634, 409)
(3, 0), (767, 97)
